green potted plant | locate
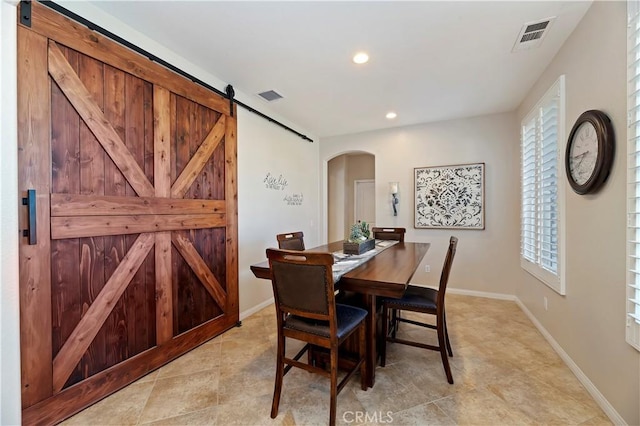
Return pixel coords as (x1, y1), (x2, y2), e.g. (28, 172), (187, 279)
(344, 221), (375, 254)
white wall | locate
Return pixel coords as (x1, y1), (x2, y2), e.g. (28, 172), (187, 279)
(517, 2), (639, 424)
(237, 107), (319, 317)
(328, 155), (347, 242)
(328, 153), (375, 241)
(0, 2), (21, 424)
(321, 112), (521, 295)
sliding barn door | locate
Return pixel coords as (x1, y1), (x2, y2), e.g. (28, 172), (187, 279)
(17, 3), (238, 424)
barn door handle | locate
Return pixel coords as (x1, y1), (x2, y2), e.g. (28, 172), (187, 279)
(22, 189), (36, 245)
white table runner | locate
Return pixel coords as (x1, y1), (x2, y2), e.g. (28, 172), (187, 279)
(331, 239), (399, 282)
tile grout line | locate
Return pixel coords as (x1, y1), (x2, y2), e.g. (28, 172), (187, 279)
(134, 370), (161, 425)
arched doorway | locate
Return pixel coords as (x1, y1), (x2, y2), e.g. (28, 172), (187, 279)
(327, 152), (375, 242)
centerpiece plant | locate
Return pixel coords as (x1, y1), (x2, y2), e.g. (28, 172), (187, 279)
(344, 221), (374, 254)
(348, 220), (371, 242)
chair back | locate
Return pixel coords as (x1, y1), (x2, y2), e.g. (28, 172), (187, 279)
(276, 231), (305, 251)
(437, 236), (458, 310)
(372, 227), (406, 242)
(266, 249), (335, 323)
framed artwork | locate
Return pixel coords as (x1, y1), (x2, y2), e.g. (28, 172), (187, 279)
(414, 163), (485, 229)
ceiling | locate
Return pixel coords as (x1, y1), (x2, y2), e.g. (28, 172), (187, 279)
(87, 1), (592, 139)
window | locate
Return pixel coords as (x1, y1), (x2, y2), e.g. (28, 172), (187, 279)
(626, 0), (640, 351)
(520, 76), (566, 295)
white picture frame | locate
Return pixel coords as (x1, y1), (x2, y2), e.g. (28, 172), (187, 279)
(414, 163), (485, 229)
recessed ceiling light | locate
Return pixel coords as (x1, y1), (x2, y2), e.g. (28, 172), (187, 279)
(353, 52), (369, 64)
(386, 112), (397, 119)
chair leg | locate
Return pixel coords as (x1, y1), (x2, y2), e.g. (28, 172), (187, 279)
(329, 347), (338, 426)
(381, 304), (389, 367)
(443, 312), (453, 357)
(437, 318), (454, 384)
(271, 333), (286, 418)
(359, 323), (367, 391)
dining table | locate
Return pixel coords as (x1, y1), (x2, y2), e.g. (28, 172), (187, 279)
(250, 239), (430, 388)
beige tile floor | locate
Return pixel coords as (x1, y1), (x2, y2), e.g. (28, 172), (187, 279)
(63, 294), (612, 425)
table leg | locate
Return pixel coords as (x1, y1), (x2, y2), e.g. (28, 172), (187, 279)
(365, 294), (376, 388)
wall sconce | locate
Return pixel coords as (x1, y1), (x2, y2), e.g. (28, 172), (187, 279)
(389, 182), (399, 216)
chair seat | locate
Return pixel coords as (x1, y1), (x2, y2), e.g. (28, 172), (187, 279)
(284, 304), (367, 340)
(382, 285), (438, 311)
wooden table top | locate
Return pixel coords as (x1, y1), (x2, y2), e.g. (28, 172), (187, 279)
(250, 241), (430, 299)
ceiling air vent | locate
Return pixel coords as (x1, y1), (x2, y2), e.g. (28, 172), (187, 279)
(512, 16), (555, 52)
(257, 90), (283, 102)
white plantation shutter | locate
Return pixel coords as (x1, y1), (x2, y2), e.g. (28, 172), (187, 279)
(626, 0), (640, 350)
(522, 120), (537, 263)
(520, 76), (565, 294)
(540, 102), (559, 274)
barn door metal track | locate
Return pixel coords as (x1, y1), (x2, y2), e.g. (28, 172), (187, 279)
(29, 1), (313, 143)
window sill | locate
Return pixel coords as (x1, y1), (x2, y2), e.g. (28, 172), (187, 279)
(521, 258), (565, 295)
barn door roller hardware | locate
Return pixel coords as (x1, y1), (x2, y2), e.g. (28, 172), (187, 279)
(20, 1), (31, 27)
(226, 85), (235, 117)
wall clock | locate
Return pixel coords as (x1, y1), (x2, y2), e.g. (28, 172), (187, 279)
(565, 110), (615, 195)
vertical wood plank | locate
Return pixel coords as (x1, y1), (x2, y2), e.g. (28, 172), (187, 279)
(154, 85), (173, 344)
(186, 101), (211, 323)
(124, 73), (147, 357)
(173, 95), (193, 333)
(212, 112), (225, 201)
(143, 81), (157, 350)
(50, 45), (82, 388)
(77, 52), (107, 377)
(190, 101), (201, 201)
(169, 93), (179, 336)
(225, 114), (239, 321)
(103, 64), (128, 368)
(201, 107), (215, 201)
(196, 105), (216, 316)
(198, 108), (217, 317)
(17, 26), (53, 408)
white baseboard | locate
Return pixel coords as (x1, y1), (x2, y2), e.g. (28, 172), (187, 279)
(447, 287), (517, 301)
(514, 299), (626, 426)
(239, 297), (274, 321)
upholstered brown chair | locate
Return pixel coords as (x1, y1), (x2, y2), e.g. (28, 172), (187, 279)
(380, 236), (458, 384)
(276, 231), (305, 251)
(372, 227), (406, 242)
(266, 248), (367, 426)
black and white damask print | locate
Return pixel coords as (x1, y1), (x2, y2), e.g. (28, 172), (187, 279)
(415, 163), (484, 229)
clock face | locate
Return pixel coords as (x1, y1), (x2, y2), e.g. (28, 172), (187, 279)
(568, 121), (598, 186)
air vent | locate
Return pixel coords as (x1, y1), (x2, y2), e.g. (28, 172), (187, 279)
(512, 17), (555, 52)
(257, 90), (283, 102)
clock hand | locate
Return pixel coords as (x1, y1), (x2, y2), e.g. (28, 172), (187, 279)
(572, 150), (590, 161)
(572, 151), (589, 173)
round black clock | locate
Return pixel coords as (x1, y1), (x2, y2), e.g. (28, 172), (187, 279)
(565, 110), (615, 195)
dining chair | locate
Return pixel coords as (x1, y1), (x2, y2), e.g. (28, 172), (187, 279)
(380, 236), (458, 384)
(266, 248), (368, 426)
(276, 231), (305, 251)
(372, 227), (406, 242)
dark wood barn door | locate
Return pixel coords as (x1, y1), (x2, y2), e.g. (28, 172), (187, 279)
(17, 3), (238, 424)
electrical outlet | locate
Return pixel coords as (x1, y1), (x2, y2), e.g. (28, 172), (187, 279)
(544, 297), (548, 311)
(425, 265), (430, 273)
